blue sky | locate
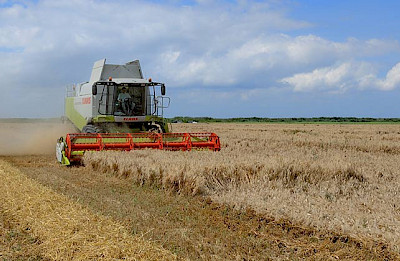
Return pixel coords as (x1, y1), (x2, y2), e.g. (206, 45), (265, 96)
(0, 0), (399, 118)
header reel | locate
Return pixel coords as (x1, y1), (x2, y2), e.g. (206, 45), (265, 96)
(56, 132), (221, 165)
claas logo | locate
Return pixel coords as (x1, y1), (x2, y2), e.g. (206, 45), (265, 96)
(82, 97), (91, 104)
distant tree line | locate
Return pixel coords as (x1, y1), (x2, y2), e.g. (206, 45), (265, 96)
(168, 117), (400, 123)
(1, 117), (399, 124)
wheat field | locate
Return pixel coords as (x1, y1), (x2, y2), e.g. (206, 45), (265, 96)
(84, 123), (400, 253)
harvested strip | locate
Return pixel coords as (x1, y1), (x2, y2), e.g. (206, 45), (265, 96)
(0, 159), (176, 260)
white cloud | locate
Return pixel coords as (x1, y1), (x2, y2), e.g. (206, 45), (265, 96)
(162, 51), (180, 64)
(0, 26), (39, 47)
(281, 63), (358, 92)
(375, 63), (400, 91)
(156, 34), (399, 88)
(280, 62), (400, 92)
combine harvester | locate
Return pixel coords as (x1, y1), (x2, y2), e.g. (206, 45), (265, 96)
(56, 59), (220, 165)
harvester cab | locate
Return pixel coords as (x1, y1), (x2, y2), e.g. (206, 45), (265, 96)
(65, 59), (170, 133)
(57, 59), (220, 165)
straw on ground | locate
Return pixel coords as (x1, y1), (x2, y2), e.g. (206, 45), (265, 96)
(0, 159), (176, 260)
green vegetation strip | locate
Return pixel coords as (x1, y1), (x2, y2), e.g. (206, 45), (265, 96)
(169, 116), (400, 124)
(0, 159), (176, 260)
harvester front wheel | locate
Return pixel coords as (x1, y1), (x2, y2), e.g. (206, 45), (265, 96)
(82, 125), (103, 133)
(147, 123), (164, 133)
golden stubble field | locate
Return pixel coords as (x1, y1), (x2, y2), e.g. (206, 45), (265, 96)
(85, 123), (400, 253)
(0, 159), (175, 260)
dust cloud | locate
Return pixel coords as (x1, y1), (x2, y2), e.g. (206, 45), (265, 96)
(0, 122), (76, 156)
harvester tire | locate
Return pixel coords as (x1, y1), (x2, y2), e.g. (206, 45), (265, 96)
(148, 124), (163, 133)
(82, 125), (103, 133)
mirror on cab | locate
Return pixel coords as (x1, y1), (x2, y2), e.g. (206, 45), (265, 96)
(92, 84), (97, 95)
(161, 84), (166, 95)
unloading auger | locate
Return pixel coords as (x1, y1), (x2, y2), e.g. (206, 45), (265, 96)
(56, 59), (220, 165)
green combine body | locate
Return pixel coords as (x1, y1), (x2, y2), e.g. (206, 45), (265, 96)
(56, 59), (221, 166)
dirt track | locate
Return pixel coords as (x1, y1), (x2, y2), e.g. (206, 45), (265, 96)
(1, 154), (398, 260)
